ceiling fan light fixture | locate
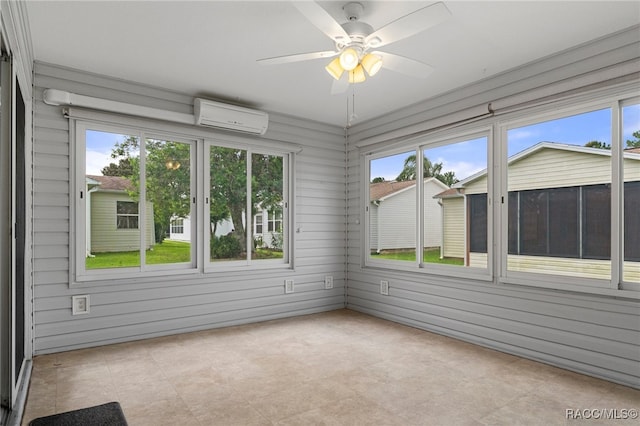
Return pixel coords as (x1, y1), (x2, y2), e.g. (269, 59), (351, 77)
(361, 53), (382, 76)
(325, 57), (345, 80)
(339, 47), (359, 71)
(348, 64), (366, 84)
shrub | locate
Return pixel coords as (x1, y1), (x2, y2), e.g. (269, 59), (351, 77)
(211, 234), (242, 259)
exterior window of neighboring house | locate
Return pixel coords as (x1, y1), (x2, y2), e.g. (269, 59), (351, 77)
(366, 134), (489, 275)
(267, 211), (282, 233)
(170, 218), (184, 234)
(116, 201), (139, 229)
(254, 214), (263, 234)
(502, 102), (640, 289)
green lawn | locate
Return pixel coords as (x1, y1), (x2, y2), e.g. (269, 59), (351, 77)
(88, 241), (283, 268)
(372, 247), (464, 265)
(86, 240), (191, 269)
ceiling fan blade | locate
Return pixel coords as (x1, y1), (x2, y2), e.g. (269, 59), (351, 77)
(366, 2), (451, 48)
(257, 50), (338, 65)
(292, 1), (351, 44)
(374, 51), (434, 79)
(330, 74), (349, 95)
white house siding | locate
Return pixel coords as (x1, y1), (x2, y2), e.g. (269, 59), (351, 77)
(369, 205), (378, 251)
(90, 192), (155, 252)
(32, 62), (346, 354)
(346, 27), (639, 389)
(377, 188), (416, 251)
(372, 179), (444, 252)
(441, 198), (464, 259)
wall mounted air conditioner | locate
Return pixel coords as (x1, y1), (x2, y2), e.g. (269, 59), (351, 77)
(194, 98), (269, 135)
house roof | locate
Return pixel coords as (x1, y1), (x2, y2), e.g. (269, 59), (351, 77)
(433, 188), (465, 199)
(370, 180), (416, 201)
(370, 178), (449, 202)
(86, 175), (134, 192)
(454, 141), (640, 188)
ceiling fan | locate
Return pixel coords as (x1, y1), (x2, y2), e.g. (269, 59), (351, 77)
(257, 1), (451, 94)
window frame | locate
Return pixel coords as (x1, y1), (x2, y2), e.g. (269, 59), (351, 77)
(203, 138), (292, 272)
(360, 88), (639, 297)
(498, 96), (640, 293)
(363, 127), (493, 281)
(71, 115), (296, 285)
(73, 120), (198, 282)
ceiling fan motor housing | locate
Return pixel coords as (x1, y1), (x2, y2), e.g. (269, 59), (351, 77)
(339, 21), (374, 52)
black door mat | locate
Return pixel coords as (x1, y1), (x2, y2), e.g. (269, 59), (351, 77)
(29, 402), (128, 426)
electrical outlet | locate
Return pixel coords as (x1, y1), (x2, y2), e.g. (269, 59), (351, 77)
(324, 275), (334, 289)
(285, 279), (295, 294)
(72, 295), (90, 315)
(380, 280), (389, 295)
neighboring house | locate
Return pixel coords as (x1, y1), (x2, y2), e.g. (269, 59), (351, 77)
(370, 178), (449, 253)
(86, 175), (155, 254)
(434, 142), (640, 279)
(170, 208), (282, 249)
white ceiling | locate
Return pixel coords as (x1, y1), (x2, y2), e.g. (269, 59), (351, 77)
(26, 1), (640, 128)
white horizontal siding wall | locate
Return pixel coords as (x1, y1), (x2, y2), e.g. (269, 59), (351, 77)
(346, 27), (640, 389)
(32, 62), (346, 354)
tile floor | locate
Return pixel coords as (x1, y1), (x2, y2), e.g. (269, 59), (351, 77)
(22, 309), (639, 425)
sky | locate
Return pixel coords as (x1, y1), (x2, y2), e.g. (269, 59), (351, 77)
(86, 130), (138, 175)
(370, 104), (640, 182)
(86, 105), (640, 179)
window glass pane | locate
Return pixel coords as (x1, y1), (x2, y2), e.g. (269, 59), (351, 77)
(145, 138), (193, 265)
(85, 130), (141, 269)
(507, 109), (612, 279)
(210, 147), (247, 262)
(369, 151), (417, 262)
(425, 136), (488, 268)
(252, 153), (284, 260)
(623, 104), (640, 282)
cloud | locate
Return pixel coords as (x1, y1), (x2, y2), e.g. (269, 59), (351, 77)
(440, 159), (486, 181)
(85, 150), (112, 175)
(508, 129), (539, 141)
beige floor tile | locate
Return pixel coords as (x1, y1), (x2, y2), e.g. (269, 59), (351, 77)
(21, 310), (635, 426)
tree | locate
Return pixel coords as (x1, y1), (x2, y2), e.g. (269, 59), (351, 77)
(584, 140), (611, 150)
(101, 157), (133, 176)
(371, 177), (385, 183)
(395, 154), (457, 186)
(438, 171), (459, 187)
(209, 148), (283, 254)
(110, 136), (191, 244)
(626, 130), (640, 148)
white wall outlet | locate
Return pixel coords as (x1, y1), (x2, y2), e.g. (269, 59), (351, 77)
(324, 275), (334, 289)
(285, 279), (295, 294)
(72, 295), (90, 315)
(380, 280), (389, 295)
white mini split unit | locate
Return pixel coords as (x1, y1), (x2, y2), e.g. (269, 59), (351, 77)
(194, 98), (269, 135)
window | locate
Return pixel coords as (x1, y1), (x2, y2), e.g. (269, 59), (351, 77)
(503, 102), (640, 290)
(75, 120), (293, 281)
(78, 123), (195, 277)
(116, 201), (139, 229)
(366, 134), (489, 274)
(170, 218), (184, 234)
(208, 146), (288, 264)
